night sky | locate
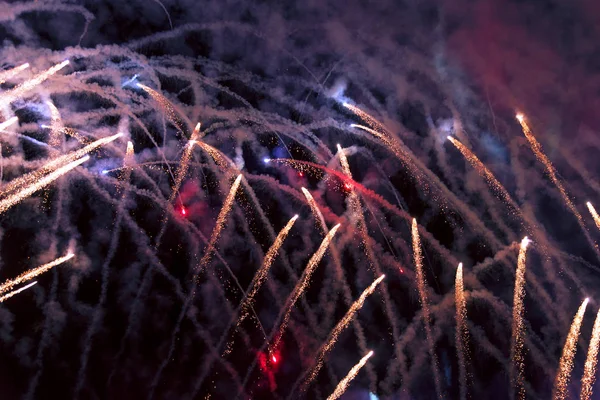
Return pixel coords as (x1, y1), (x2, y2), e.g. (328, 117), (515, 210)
(1, 0), (600, 399)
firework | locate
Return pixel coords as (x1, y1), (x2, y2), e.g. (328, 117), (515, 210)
(223, 214), (299, 354)
(167, 134), (198, 204)
(327, 350), (374, 400)
(581, 308), (600, 400)
(0, 117), (18, 132)
(0, 60), (69, 107)
(0, 63), (29, 84)
(516, 114), (598, 255)
(136, 83), (187, 134)
(271, 223), (341, 352)
(553, 297), (589, 400)
(298, 274), (385, 392)
(455, 263), (470, 400)
(0, 156), (89, 214)
(0, 253), (74, 295)
(194, 174), (243, 277)
(586, 202), (600, 230)
(195, 140), (236, 170)
(1, 133), (123, 198)
(45, 101), (63, 148)
(342, 103), (387, 133)
(412, 218), (444, 399)
(0, 281), (37, 303)
(510, 236), (530, 400)
(447, 136), (517, 208)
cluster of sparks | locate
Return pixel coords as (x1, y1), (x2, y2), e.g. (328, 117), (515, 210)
(2, 55), (600, 400)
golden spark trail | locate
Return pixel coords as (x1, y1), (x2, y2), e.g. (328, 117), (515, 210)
(510, 236), (530, 400)
(553, 297), (589, 400)
(300, 274), (385, 392)
(581, 308), (600, 400)
(194, 174), (242, 277)
(0, 117), (18, 131)
(517, 114), (597, 253)
(136, 83), (186, 134)
(0, 281), (37, 303)
(455, 263), (470, 400)
(271, 223), (341, 352)
(0, 156), (88, 214)
(327, 350), (374, 400)
(224, 215), (299, 355)
(301, 187), (328, 232)
(0, 63), (29, 84)
(167, 130), (198, 204)
(0, 133), (122, 198)
(46, 101), (63, 147)
(0, 253), (73, 295)
(0, 60), (69, 106)
(447, 136), (516, 207)
(343, 103), (387, 133)
(587, 202), (600, 231)
(412, 218), (444, 399)
(195, 140), (235, 170)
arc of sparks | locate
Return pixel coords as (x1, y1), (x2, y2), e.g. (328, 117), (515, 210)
(326, 350), (374, 400)
(510, 236), (530, 400)
(271, 223), (341, 352)
(136, 83), (187, 134)
(0, 132), (123, 198)
(0, 156), (89, 214)
(553, 297), (589, 400)
(0, 281), (37, 303)
(0, 60), (69, 107)
(223, 214), (299, 354)
(0, 63), (29, 84)
(0, 253), (74, 295)
(412, 218), (444, 399)
(0, 117), (18, 132)
(455, 263), (470, 400)
(581, 308), (600, 400)
(587, 202), (600, 231)
(298, 274), (385, 393)
(194, 174), (243, 277)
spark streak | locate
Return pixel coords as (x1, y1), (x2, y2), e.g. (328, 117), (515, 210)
(510, 236), (530, 400)
(455, 263), (470, 400)
(0, 133), (122, 198)
(300, 274), (385, 392)
(194, 174), (242, 277)
(0, 156), (89, 214)
(0, 63), (29, 84)
(517, 114), (597, 254)
(271, 223), (341, 352)
(586, 202), (600, 230)
(0, 117), (18, 132)
(224, 214), (299, 353)
(0, 281), (37, 303)
(327, 350), (374, 400)
(553, 297), (589, 400)
(46, 101), (63, 147)
(0, 60), (69, 106)
(412, 218), (443, 398)
(136, 83), (187, 134)
(581, 308), (600, 400)
(167, 130), (198, 204)
(0, 253), (73, 295)
(343, 103), (387, 133)
(447, 135), (516, 208)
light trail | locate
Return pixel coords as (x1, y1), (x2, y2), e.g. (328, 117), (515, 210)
(581, 308), (600, 400)
(271, 223), (341, 352)
(553, 298), (589, 400)
(412, 218), (444, 399)
(299, 274), (385, 392)
(0, 133), (122, 198)
(510, 236), (530, 400)
(0, 156), (89, 214)
(327, 350), (374, 400)
(0, 253), (74, 295)
(0, 60), (69, 107)
(0, 281), (37, 303)
(455, 262), (470, 400)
